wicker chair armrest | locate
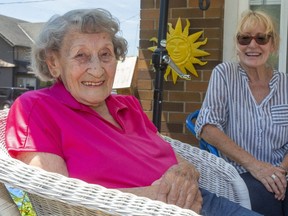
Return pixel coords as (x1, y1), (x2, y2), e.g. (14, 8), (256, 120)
(0, 155), (200, 216)
(163, 136), (251, 209)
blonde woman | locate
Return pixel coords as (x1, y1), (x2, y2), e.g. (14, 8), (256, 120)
(195, 10), (287, 216)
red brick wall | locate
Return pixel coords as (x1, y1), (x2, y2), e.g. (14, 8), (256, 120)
(137, 0), (224, 145)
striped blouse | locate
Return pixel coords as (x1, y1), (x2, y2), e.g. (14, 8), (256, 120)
(195, 62), (288, 174)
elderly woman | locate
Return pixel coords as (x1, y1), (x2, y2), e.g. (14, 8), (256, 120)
(195, 10), (288, 216)
(5, 8), (261, 216)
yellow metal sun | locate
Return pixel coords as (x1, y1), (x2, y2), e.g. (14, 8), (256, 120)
(149, 18), (210, 84)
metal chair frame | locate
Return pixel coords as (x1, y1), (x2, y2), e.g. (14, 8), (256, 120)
(186, 110), (219, 157)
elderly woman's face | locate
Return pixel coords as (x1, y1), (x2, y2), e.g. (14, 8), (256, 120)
(51, 31), (117, 107)
(236, 23), (274, 70)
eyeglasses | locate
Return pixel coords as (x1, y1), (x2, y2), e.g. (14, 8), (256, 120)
(237, 33), (272, 46)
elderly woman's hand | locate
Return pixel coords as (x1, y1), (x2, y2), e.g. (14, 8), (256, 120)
(152, 154), (203, 213)
(250, 160), (287, 200)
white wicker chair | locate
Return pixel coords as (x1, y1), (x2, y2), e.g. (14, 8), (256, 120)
(0, 108), (250, 215)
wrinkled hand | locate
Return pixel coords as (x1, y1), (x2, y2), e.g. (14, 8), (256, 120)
(152, 161), (202, 213)
(250, 161), (287, 200)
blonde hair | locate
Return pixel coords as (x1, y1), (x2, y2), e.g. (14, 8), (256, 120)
(236, 10), (280, 53)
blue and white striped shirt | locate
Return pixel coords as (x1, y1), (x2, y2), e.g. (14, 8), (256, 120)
(195, 62), (288, 174)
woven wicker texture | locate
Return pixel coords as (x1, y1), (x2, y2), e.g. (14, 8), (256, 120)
(163, 136), (251, 209)
(0, 108), (250, 215)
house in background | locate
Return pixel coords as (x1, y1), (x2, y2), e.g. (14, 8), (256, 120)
(0, 15), (42, 90)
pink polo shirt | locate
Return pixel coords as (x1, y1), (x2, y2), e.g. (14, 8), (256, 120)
(5, 81), (177, 188)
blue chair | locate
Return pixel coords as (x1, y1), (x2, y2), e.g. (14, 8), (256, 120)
(186, 110), (220, 157)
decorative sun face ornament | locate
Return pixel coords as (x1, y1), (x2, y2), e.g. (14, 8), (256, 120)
(149, 18), (210, 84)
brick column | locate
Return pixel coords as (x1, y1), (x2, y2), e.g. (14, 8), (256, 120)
(137, 0), (224, 145)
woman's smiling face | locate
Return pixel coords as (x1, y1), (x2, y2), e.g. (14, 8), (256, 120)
(48, 31), (117, 107)
(236, 23), (274, 70)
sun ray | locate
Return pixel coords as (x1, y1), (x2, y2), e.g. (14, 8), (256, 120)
(188, 31), (204, 43)
(185, 63), (198, 77)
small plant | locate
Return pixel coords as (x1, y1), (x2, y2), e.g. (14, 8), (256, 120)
(8, 187), (36, 216)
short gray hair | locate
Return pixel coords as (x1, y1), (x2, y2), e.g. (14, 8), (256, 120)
(31, 8), (128, 81)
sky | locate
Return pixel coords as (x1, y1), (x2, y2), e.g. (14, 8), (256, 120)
(0, 0), (140, 56)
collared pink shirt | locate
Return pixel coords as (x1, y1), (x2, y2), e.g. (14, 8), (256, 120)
(5, 82), (177, 188)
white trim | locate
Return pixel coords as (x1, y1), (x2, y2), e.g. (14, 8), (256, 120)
(223, 0), (249, 62)
(250, 0), (281, 5)
(278, 0), (287, 72)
